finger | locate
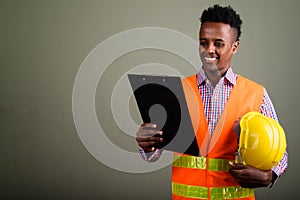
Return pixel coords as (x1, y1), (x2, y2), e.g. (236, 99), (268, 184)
(141, 130), (163, 137)
(229, 165), (271, 187)
(229, 161), (246, 170)
(137, 128), (163, 138)
(136, 136), (163, 143)
(137, 123), (161, 135)
(138, 141), (162, 153)
(138, 140), (162, 148)
(143, 146), (157, 153)
(235, 168), (272, 182)
(141, 123), (157, 128)
(137, 130), (158, 137)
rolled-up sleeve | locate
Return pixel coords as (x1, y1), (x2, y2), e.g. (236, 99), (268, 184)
(260, 88), (288, 178)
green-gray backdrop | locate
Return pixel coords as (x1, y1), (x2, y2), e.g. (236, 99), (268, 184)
(1, 0), (299, 199)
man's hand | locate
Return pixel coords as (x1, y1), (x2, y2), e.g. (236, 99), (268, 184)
(136, 123), (163, 153)
(229, 161), (273, 188)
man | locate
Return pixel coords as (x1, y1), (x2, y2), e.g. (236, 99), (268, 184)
(136, 4), (288, 200)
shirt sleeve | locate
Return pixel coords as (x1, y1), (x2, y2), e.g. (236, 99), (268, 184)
(260, 88), (279, 122)
(138, 146), (162, 162)
(260, 88), (288, 179)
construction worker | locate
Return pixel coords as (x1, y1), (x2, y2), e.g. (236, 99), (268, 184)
(136, 4), (288, 200)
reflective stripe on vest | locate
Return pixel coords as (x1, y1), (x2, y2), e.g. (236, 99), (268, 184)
(172, 182), (254, 199)
(173, 155), (233, 172)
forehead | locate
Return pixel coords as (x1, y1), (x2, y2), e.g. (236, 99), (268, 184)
(199, 22), (235, 41)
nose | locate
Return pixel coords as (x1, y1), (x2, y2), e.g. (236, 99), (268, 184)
(207, 43), (215, 53)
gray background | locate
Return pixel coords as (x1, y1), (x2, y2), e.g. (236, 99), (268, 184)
(1, 0), (299, 199)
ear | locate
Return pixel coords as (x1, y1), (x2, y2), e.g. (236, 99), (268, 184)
(232, 41), (240, 54)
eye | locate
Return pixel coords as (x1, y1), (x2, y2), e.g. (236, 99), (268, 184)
(199, 40), (207, 46)
(215, 41), (224, 47)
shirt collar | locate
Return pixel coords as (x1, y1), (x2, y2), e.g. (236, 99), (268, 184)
(197, 67), (237, 87)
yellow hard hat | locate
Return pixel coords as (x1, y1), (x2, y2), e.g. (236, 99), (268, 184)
(238, 111), (286, 170)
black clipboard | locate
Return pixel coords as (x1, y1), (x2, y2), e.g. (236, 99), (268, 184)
(128, 74), (199, 156)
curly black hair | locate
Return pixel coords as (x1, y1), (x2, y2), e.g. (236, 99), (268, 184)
(200, 4), (242, 41)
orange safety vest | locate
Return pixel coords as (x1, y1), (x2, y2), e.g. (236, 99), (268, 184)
(172, 74), (264, 200)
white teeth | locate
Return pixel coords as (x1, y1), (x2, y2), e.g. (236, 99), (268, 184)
(205, 57), (217, 61)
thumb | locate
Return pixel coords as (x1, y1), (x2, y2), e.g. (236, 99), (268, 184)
(229, 161), (245, 170)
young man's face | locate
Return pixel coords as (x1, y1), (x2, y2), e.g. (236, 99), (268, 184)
(199, 22), (240, 76)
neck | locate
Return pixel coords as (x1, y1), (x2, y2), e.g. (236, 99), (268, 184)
(205, 69), (222, 88)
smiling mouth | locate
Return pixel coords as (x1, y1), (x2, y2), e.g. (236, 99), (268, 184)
(204, 56), (217, 62)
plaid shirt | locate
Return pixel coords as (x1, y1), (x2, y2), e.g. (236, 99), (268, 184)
(139, 67), (288, 178)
